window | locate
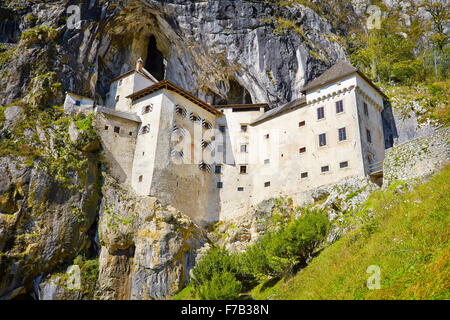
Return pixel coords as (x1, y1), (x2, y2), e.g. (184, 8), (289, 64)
(219, 125), (226, 133)
(237, 187), (244, 192)
(138, 175), (143, 182)
(338, 127), (347, 141)
(340, 161), (349, 168)
(264, 134), (270, 139)
(317, 107), (325, 120)
(319, 133), (327, 147)
(142, 105), (153, 114)
(299, 121), (306, 127)
(114, 126), (120, 134)
(215, 165), (222, 174)
(299, 147), (306, 154)
(175, 105), (186, 117)
(118, 79), (123, 87)
(140, 125), (150, 135)
(240, 165), (247, 174)
(241, 125), (248, 132)
(129, 132), (133, 136)
(217, 182), (223, 189)
(240, 144), (248, 153)
(336, 100), (344, 113)
(321, 165), (330, 173)
(363, 102), (369, 116)
(264, 159), (270, 164)
(264, 181), (271, 187)
(189, 113), (199, 122)
(104, 125), (109, 131)
(75, 100), (81, 106)
(115, 95), (120, 102)
(202, 120), (212, 129)
(301, 172), (308, 179)
(366, 129), (372, 143)
(142, 152), (145, 156)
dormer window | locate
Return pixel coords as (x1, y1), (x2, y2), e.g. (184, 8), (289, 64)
(142, 104), (153, 114)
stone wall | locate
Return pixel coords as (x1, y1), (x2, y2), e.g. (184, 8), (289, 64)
(383, 127), (449, 186)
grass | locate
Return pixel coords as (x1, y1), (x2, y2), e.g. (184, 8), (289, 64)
(250, 166), (450, 300)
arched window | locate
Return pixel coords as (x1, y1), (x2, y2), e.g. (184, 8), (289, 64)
(142, 104), (153, 115)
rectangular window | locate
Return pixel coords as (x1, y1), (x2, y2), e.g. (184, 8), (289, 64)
(299, 147), (306, 154)
(240, 144), (248, 153)
(237, 187), (244, 192)
(75, 100), (81, 106)
(215, 165), (222, 174)
(338, 127), (347, 141)
(129, 132), (133, 136)
(104, 125), (109, 131)
(138, 175), (143, 182)
(114, 126), (120, 134)
(264, 134), (270, 139)
(241, 125), (248, 132)
(301, 172), (308, 179)
(366, 129), (372, 143)
(299, 121), (306, 127)
(219, 126), (226, 133)
(217, 182), (223, 189)
(264, 181), (271, 187)
(340, 161), (349, 168)
(264, 159), (270, 164)
(364, 102), (369, 116)
(317, 107), (325, 120)
(336, 100), (344, 113)
(118, 79), (123, 87)
(115, 95), (120, 102)
(319, 133), (327, 147)
(240, 165), (247, 174)
(321, 165), (330, 173)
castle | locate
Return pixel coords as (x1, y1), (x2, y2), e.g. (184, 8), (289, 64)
(64, 59), (389, 225)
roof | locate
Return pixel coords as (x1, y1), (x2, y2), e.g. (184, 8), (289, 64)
(96, 106), (142, 123)
(126, 80), (223, 116)
(213, 103), (269, 109)
(108, 69), (157, 85)
(66, 92), (94, 101)
(251, 97), (307, 126)
(301, 61), (388, 99)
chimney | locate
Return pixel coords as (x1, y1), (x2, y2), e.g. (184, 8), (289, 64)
(136, 58), (144, 72)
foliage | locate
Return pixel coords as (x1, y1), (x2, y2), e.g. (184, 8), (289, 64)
(20, 25), (59, 47)
(240, 209), (330, 278)
(251, 166), (450, 300)
(188, 208), (330, 300)
(197, 272), (243, 300)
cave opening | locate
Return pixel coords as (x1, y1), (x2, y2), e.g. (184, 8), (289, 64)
(225, 80), (253, 105)
(145, 35), (165, 81)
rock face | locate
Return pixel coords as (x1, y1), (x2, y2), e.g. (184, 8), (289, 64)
(0, 155), (100, 299)
(96, 175), (207, 300)
(0, 0), (348, 107)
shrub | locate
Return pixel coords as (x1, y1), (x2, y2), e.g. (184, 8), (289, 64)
(197, 272), (243, 300)
(240, 209), (330, 278)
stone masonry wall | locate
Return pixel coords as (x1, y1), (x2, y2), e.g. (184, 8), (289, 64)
(383, 127), (449, 186)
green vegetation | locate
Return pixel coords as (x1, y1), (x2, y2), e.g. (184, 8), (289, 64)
(250, 166), (450, 300)
(180, 209), (330, 300)
(20, 25), (59, 47)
